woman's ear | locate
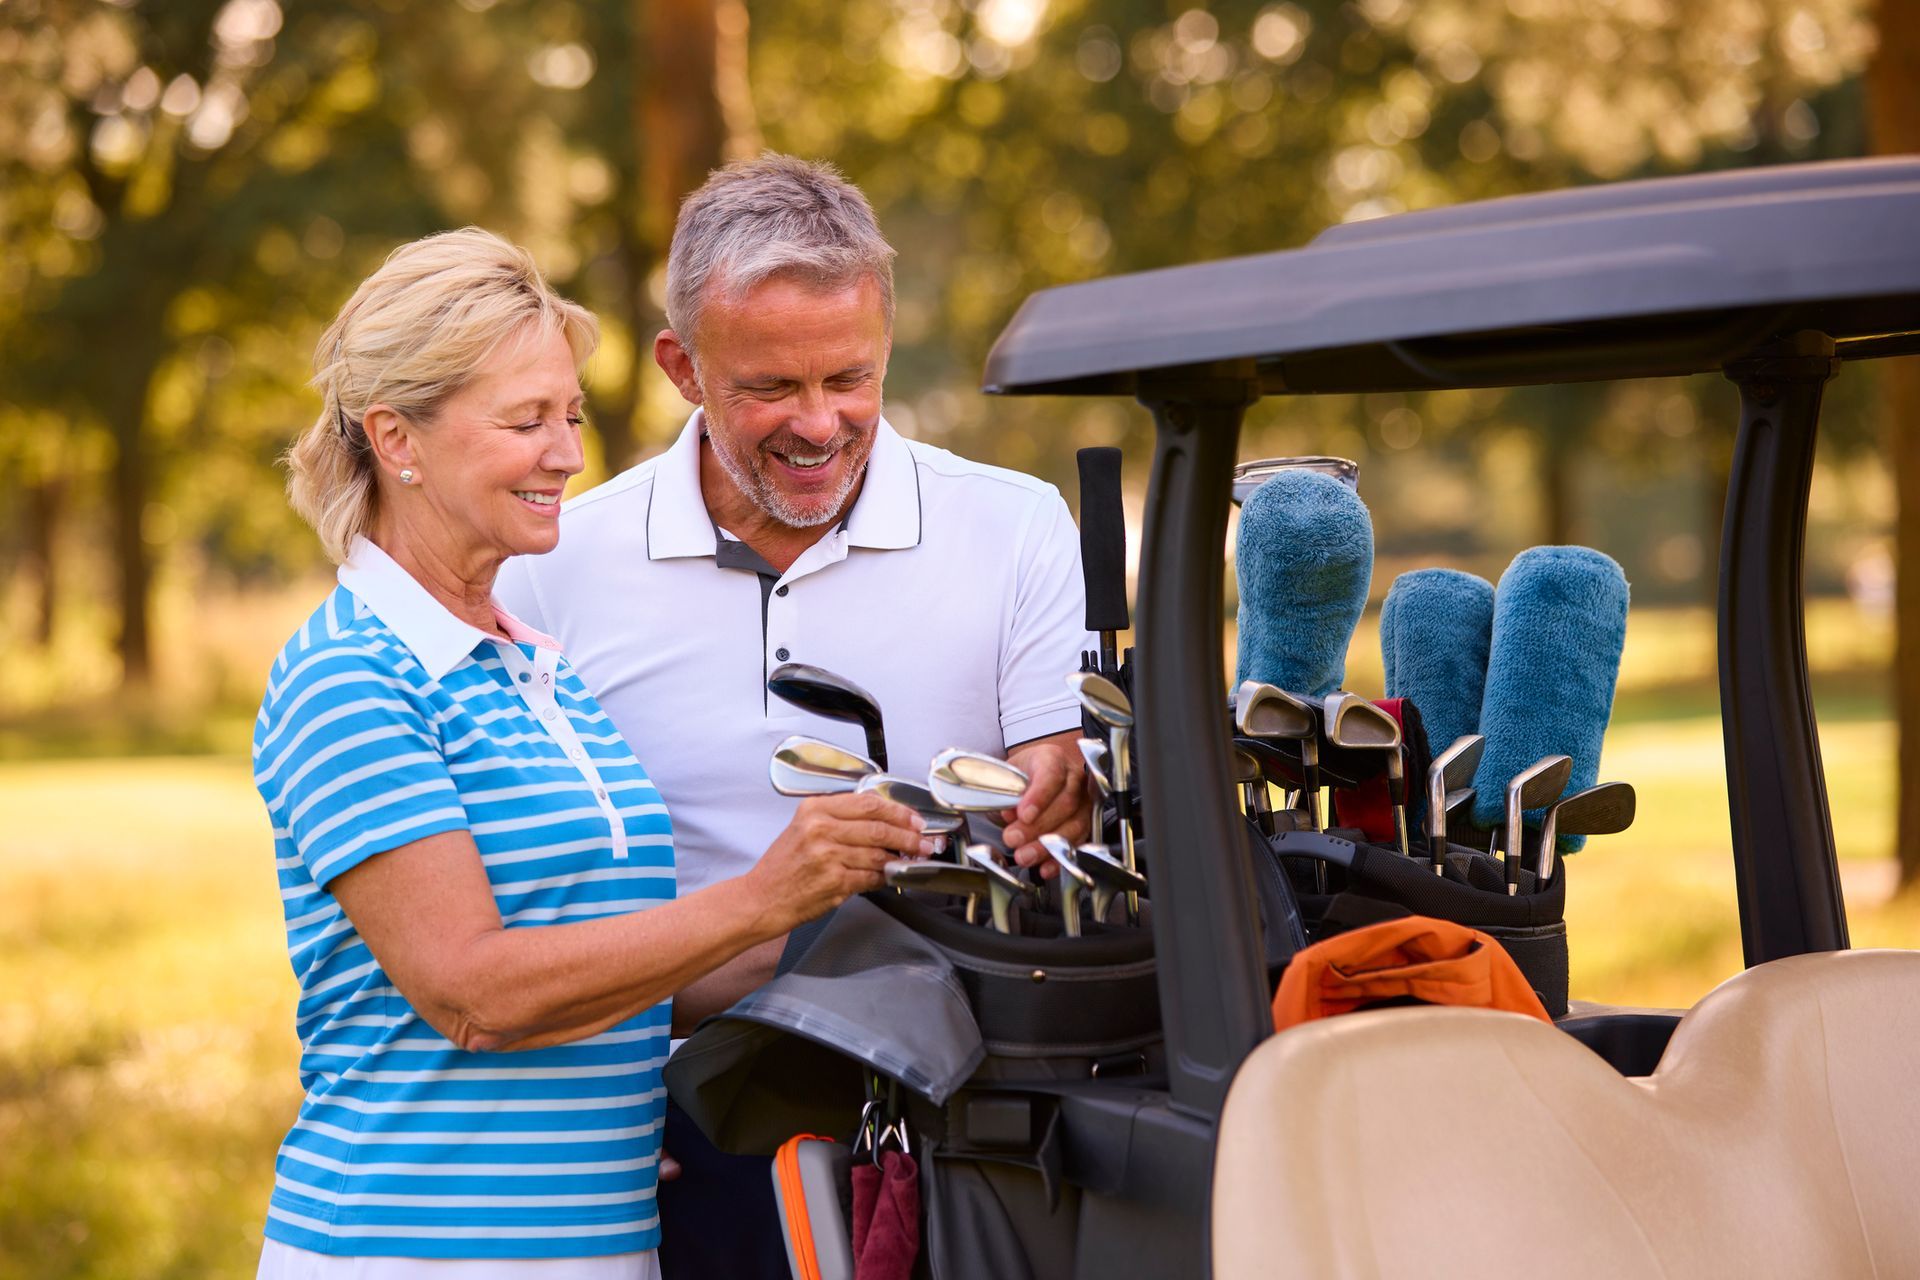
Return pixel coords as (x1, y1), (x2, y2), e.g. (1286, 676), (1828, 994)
(363, 404), (418, 480)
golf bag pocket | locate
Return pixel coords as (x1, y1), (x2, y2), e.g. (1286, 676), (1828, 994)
(773, 1134), (856, 1280)
(1270, 830), (1571, 1016)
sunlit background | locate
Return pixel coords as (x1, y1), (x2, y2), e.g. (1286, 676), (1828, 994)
(3, 0), (1917, 1274)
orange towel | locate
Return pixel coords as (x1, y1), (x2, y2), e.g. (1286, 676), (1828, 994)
(1272, 916), (1551, 1032)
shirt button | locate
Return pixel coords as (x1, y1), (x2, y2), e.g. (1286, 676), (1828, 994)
(776, 585), (789, 597)
(775, 647), (790, 661)
(518, 672), (531, 683)
(594, 787), (607, 800)
(542, 708), (556, 720)
(570, 748), (584, 760)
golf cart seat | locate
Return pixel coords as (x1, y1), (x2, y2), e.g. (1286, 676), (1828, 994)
(1212, 948), (1920, 1279)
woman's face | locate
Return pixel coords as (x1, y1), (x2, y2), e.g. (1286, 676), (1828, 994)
(394, 325), (586, 566)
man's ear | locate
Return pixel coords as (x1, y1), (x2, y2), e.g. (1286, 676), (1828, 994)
(363, 404), (418, 479)
(654, 330), (703, 405)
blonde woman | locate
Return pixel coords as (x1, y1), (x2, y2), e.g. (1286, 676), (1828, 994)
(252, 228), (927, 1277)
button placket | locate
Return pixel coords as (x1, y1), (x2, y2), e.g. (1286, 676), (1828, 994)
(496, 641), (629, 860)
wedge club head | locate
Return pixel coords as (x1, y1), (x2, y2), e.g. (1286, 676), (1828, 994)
(1425, 734), (1487, 871)
(1040, 834), (1094, 937)
(855, 774), (966, 836)
(1503, 754), (1573, 894)
(1323, 692), (1409, 857)
(928, 749), (1030, 813)
(769, 735), (880, 796)
(1076, 843), (1147, 925)
(767, 662), (888, 770)
(1536, 781), (1636, 885)
(962, 843), (1031, 933)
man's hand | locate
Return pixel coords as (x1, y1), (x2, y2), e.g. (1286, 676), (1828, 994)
(1000, 731), (1091, 876)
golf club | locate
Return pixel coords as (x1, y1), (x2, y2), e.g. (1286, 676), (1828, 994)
(1323, 692), (1409, 858)
(1235, 681), (1323, 831)
(769, 735), (880, 796)
(767, 662), (889, 770)
(962, 843), (1031, 934)
(884, 859), (991, 920)
(1503, 754), (1573, 894)
(1425, 734), (1488, 872)
(1231, 745), (1273, 834)
(1076, 842), (1148, 926)
(1079, 736), (1111, 845)
(855, 774), (966, 837)
(927, 748), (1030, 812)
(1535, 781), (1636, 886)
(1040, 833), (1094, 937)
(1068, 670), (1140, 919)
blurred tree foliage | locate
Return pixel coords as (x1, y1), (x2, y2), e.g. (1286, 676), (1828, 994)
(0, 0), (1889, 694)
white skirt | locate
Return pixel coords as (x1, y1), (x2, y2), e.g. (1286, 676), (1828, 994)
(257, 1239), (660, 1280)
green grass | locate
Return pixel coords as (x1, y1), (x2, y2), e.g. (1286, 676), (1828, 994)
(4, 591), (1918, 1274)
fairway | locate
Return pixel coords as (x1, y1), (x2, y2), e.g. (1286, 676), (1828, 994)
(3, 728), (1916, 1278)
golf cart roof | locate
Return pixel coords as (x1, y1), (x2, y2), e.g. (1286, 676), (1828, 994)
(982, 158), (1920, 397)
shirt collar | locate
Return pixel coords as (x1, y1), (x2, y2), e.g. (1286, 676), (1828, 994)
(338, 536), (561, 680)
(646, 408), (922, 560)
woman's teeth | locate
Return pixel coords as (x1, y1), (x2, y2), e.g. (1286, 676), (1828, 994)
(513, 491), (558, 505)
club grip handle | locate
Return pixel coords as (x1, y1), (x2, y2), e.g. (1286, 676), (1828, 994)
(1077, 447), (1130, 633)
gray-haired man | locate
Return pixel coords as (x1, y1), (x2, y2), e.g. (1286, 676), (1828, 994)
(498, 153), (1093, 1276)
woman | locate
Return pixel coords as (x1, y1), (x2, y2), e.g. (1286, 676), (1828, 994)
(252, 228), (927, 1276)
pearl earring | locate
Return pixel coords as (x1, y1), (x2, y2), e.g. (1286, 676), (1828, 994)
(399, 469), (416, 484)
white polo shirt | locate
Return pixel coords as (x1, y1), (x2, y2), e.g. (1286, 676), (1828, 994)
(495, 411), (1091, 901)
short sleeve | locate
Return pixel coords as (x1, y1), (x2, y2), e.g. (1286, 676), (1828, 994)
(252, 645), (470, 888)
(999, 490), (1096, 747)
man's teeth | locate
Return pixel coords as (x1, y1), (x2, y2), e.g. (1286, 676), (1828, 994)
(780, 452), (831, 469)
(514, 491), (558, 505)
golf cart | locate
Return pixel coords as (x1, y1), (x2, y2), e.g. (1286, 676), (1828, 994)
(671, 158), (1920, 1277)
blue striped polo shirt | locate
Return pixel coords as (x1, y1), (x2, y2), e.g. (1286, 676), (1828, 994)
(252, 538), (675, 1259)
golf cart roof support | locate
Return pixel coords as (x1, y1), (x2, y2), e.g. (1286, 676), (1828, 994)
(1719, 332), (1849, 963)
(1132, 369), (1273, 1120)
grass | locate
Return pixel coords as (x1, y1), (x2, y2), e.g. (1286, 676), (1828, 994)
(2, 598), (1916, 1276)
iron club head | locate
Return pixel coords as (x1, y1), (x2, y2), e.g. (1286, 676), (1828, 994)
(1040, 833), (1094, 937)
(1536, 781), (1636, 885)
(855, 774), (966, 836)
(928, 749), (1031, 813)
(769, 735), (880, 796)
(1503, 754), (1573, 894)
(1425, 734), (1488, 869)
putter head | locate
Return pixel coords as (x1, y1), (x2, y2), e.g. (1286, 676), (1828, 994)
(885, 859), (989, 899)
(855, 774), (966, 835)
(1078, 737), (1114, 794)
(1067, 670), (1133, 730)
(767, 662), (886, 765)
(929, 749), (1031, 812)
(1234, 680), (1316, 742)
(769, 735), (880, 796)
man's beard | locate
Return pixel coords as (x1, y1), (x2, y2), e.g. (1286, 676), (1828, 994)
(706, 417), (875, 530)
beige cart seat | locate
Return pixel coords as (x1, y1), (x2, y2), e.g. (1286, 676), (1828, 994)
(1213, 949), (1920, 1279)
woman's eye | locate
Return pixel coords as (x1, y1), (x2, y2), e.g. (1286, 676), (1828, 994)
(567, 416), (586, 427)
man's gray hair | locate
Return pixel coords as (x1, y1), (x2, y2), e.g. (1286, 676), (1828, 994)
(665, 153), (896, 354)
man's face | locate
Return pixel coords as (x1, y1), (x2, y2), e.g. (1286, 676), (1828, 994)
(684, 273), (890, 530)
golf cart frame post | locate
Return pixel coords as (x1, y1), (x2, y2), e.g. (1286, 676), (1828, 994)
(981, 158), (1920, 1273)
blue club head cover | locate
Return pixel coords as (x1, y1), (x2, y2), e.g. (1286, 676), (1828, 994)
(1381, 568), (1495, 757)
(1472, 546), (1630, 850)
(1234, 470), (1374, 699)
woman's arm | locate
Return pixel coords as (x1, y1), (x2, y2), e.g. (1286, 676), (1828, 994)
(329, 790), (925, 1052)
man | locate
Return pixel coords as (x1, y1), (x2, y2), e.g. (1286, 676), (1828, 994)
(496, 153), (1092, 1278)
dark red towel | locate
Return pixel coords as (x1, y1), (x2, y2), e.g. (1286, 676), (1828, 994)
(850, 1150), (920, 1280)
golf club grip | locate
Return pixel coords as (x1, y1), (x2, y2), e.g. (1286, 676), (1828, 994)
(1076, 447), (1131, 633)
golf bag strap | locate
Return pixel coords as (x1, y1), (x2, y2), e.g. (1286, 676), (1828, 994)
(1272, 916), (1551, 1031)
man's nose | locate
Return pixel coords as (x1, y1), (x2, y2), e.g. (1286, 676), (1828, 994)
(790, 391), (841, 445)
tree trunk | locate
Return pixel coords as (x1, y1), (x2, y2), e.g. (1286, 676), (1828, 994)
(108, 380), (155, 689)
(1868, 0), (1920, 889)
(637, 0), (732, 263)
(24, 478), (62, 646)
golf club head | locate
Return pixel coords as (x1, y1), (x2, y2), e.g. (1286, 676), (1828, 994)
(962, 843), (1032, 933)
(769, 735), (880, 796)
(767, 662), (888, 769)
(884, 859), (989, 900)
(1067, 670), (1133, 730)
(929, 749), (1031, 812)
(1078, 737), (1114, 795)
(1322, 691), (1402, 751)
(1076, 842), (1148, 923)
(1234, 680), (1317, 742)
(855, 774), (966, 836)
(1503, 753), (1573, 893)
(1425, 734), (1488, 840)
(1040, 834), (1091, 937)
(1536, 781), (1637, 884)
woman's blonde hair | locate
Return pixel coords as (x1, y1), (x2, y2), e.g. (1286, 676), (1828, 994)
(287, 227), (599, 563)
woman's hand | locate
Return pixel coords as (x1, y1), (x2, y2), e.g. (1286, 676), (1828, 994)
(746, 791), (929, 931)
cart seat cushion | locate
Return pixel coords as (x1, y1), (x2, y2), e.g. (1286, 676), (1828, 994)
(1213, 949), (1920, 1279)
